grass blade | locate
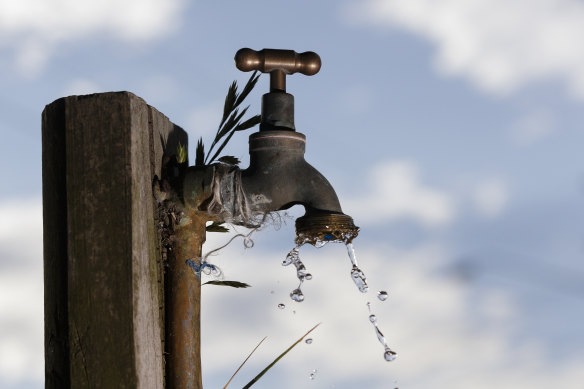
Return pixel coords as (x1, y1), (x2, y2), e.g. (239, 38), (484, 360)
(242, 323), (321, 389)
(224, 337), (267, 389)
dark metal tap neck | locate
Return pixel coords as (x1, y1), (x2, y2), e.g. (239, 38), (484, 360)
(260, 91), (295, 131)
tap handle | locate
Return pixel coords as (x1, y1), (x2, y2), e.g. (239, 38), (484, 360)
(235, 48), (321, 92)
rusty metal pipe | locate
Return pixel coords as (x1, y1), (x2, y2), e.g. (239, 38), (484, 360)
(166, 209), (206, 389)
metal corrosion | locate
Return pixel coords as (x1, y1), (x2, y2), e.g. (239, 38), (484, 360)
(166, 208), (207, 389)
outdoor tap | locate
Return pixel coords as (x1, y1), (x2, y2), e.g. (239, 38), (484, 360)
(235, 48), (359, 244)
(181, 48), (359, 245)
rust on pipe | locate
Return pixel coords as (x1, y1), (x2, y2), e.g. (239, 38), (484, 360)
(166, 208), (206, 389)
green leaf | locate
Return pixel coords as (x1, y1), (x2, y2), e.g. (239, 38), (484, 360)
(234, 71), (260, 109)
(233, 115), (261, 132)
(203, 280), (251, 288)
(206, 221), (230, 232)
(224, 337), (267, 389)
(218, 156), (241, 166)
(195, 138), (205, 166)
(242, 323), (321, 389)
(207, 130), (236, 164)
(176, 142), (188, 164)
(221, 80), (238, 128)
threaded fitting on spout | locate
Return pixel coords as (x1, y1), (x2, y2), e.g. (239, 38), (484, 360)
(295, 213), (359, 246)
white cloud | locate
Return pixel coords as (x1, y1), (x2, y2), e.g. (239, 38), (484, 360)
(473, 178), (509, 219)
(0, 0), (186, 77)
(344, 0), (584, 99)
(0, 198), (44, 385)
(343, 160), (455, 227)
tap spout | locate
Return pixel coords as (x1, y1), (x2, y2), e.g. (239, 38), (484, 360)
(241, 130), (342, 214)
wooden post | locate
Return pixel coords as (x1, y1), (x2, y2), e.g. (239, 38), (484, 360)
(42, 92), (191, 388)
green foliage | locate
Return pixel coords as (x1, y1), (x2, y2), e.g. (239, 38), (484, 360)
(204, 71), (261, 165)
(242, 323), (321, 389)
(176, 142), (188, 164)
(202, 280), (251, 288)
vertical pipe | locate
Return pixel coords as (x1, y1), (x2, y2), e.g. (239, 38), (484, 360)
(166, 209), (206, 389)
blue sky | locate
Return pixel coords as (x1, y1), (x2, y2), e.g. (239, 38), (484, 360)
(1, 0), (584, 388)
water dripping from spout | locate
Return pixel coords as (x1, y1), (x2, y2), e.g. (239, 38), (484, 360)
(347, 243), (368, 293)
(366, 301), (397, 362)
(284, 245), (312, 302)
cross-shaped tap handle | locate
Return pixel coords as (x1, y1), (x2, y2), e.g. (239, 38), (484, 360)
(235, 48), (321, 92)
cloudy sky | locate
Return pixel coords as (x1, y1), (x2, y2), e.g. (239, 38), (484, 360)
(1, 0), (584, 388)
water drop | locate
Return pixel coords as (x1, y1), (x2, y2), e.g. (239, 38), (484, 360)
(346, 243), (359, 267)
(277, 303), (285, 309)
(290, 288), (304, 302)
(305, 338), (313, 344)
(284, 247), (299, 266)
(243, 237), (254, 248)
(384, 348), (397, 362)
(297, 265), (308, 280)
(350, 265), (369, 293)
(377, 290), (388, 301)
(369, 314), (377, 323)
(314, 240), (328, 248)
(305, 273), (313, 280)
(308, 369), (317, 380)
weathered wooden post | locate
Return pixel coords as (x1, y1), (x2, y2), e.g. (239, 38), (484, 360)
(42, 92), (200, 388)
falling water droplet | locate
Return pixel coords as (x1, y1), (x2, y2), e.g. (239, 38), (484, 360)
(243, 237), (254, 248)
(367, 303), (398, 362)
(305, 338), (313, 344)
(285, 246), (312, 302)
(290, 288), (304, 302)
(277, 303), (285, 309)
(351, 265), (369, 293)
(297, 266), (308, 280)
(377, 290), (388, 301)
(308, 369), (317, 380)
(283, 247), (297, 266)
(347, 243), (368, 293)
(384, 348), (397, 362)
